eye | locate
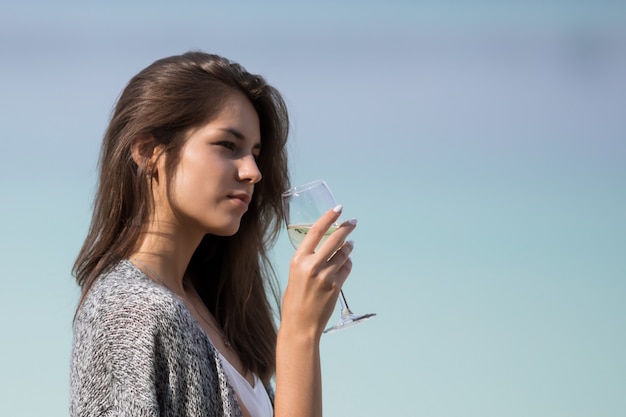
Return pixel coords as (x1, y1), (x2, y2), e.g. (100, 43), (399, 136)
(252, 144), (262, 160)
(216, 141), (236, 151)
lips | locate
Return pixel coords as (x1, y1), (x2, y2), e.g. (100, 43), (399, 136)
(228, 192), (252, 207)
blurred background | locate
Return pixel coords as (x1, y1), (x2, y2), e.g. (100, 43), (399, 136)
(1, 1), (625, 415)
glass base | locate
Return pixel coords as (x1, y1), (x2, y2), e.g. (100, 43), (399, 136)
(323, 312), (376, 334)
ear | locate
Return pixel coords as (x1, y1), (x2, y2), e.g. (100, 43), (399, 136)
(130, 134), (160, 176)
(131, 134), (156, 168)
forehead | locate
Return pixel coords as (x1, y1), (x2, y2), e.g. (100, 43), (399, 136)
(213, 92), (260, 139)
(183, 91), (261, 145)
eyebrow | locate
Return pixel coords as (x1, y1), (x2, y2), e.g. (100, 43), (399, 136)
(220, 127), (261, 149)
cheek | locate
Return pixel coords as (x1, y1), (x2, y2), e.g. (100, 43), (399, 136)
(174, 150), (208, 188)
(165, 161), (204, 208)
(170, 157), (228, 204)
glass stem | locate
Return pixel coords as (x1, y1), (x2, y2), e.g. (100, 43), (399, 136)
(339, 290), (353, 316)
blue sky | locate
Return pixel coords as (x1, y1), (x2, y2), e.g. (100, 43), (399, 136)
(1, 1), (625, 416)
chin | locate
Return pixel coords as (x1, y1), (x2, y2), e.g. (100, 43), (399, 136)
(206, 222), (241, 237)
(201, 211), (246, 237)
(215, 229), (239, 237)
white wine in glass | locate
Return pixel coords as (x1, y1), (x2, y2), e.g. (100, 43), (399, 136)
(282, 180), (376, 333)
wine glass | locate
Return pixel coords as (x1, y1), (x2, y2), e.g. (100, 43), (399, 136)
(282, 179), (376, 333)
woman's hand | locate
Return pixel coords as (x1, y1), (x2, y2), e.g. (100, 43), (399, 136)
(275, 204), (357, 417)
(280, 204), (357, 339)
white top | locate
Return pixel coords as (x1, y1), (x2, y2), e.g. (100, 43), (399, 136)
(217, 351), (273, 417)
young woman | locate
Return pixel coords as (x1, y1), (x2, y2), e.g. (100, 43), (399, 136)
(70, 51), (356, 417)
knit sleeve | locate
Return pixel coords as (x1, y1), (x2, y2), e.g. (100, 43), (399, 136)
(70, 284), (165, 417)
(71, 261), (239, 417)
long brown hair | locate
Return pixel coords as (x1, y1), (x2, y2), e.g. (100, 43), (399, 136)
(73, 51), (289, 382)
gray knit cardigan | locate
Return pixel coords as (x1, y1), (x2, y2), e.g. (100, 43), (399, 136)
(70, 260), (250, 417)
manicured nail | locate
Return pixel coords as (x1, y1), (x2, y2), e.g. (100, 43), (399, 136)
(346, 218), (357, 226)
(345, 239), (355, 248)
(333, 204), (343, 213)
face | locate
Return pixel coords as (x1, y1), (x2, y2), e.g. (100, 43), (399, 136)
(153, 92), (262, 237)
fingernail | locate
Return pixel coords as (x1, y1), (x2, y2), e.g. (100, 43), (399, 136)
(333, 204), (343, 213)
(346, 218), (357, 226)
(345, 239), (355, 248)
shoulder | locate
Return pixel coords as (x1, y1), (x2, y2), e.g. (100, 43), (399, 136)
(75, 260), (189, 335)
(86, 260), (176, 310)
(91, 259), (169, 301)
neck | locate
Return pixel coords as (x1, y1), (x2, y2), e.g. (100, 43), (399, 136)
(132, 218), (205, 294)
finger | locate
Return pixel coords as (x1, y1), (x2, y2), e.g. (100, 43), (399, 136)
(314, 218), (357, 261)
(326, 239), (354, 263)
(332, 254), (353, 290)
(297, 204), (343, 254)
(337, 256), (353, 284)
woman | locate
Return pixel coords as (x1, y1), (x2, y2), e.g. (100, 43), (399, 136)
(70, 51), (356, 417)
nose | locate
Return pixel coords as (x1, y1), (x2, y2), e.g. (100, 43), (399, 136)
(237, 154), (262, 184)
